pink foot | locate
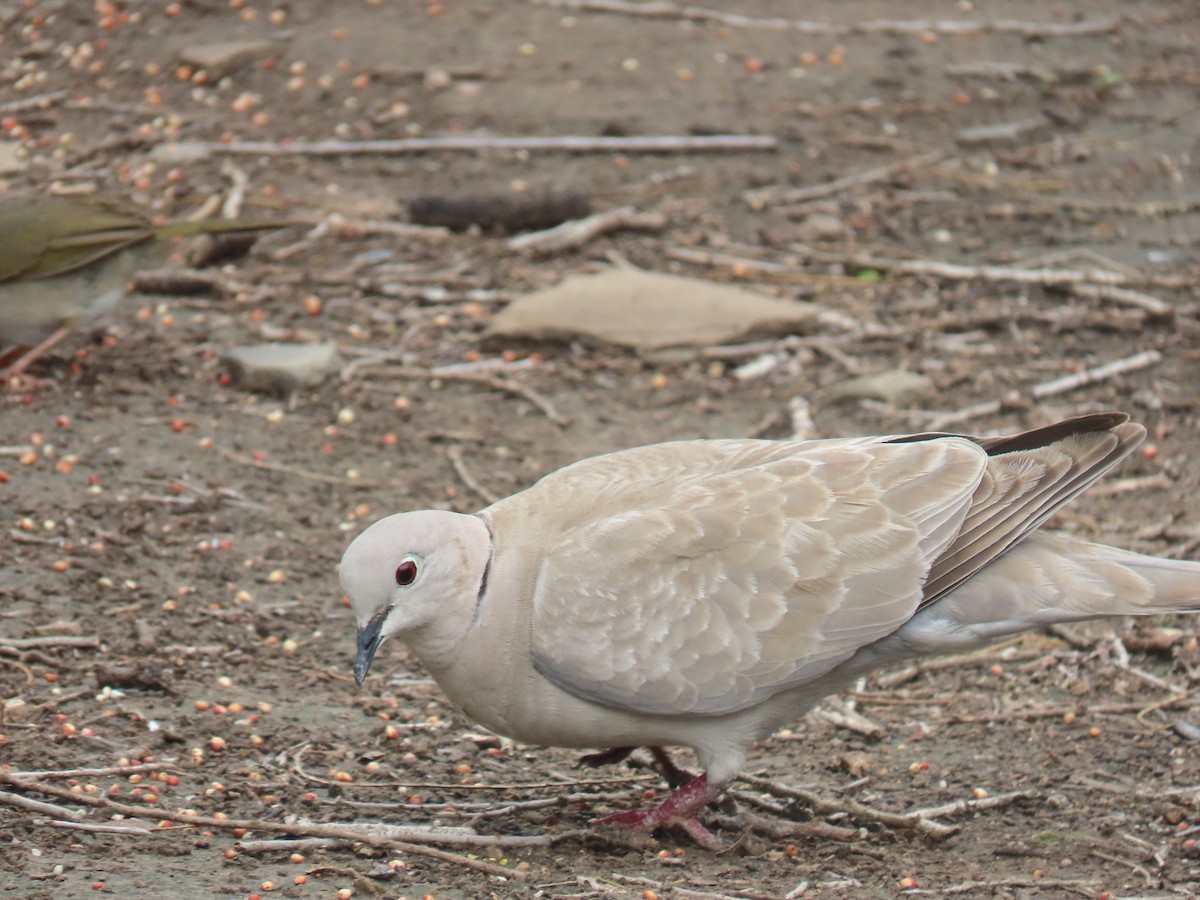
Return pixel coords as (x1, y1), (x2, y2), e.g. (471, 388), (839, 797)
(591, 773), (724, 849)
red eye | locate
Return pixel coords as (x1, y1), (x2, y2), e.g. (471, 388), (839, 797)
(395, 560), (418, 586)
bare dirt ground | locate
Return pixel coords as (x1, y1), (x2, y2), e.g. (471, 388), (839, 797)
(2, 2), (1200, 898)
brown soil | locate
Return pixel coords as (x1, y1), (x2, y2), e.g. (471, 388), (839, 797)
(3, 2), (1200, 898)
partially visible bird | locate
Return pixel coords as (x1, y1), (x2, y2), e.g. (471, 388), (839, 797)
(0, 192), (291, 380)
(340, 412), (1200, 847)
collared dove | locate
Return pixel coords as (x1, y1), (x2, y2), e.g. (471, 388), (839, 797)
(0, 193), (291, 380)
(341, 412), (1200, 846)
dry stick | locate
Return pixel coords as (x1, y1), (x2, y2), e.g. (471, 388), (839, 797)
(743, 149), (947, 210)
(942, 879), (1096, 897)
(874, 645), (1047, 689)
(1090, 849), (1156, 888)
(736, 774), (958, 839)
(0, 89), (69, 114)
(715, 808), (859, 843)
(166, 134), (778, 157)
(1088, 473), (1174, 497)
(446, 445), (500, 505)
(808, 703), (884, 739)
(907, 790), (1035, 821)
(363, 367), (570, 427)
(211, 444), (377, 488)
(0, 635), (100, 650)
(8, 763), (172, 779)
(1067, 282), (1174, 317)
(803, 248), (1192, 290)
(0, 656), (35, 684)
(946, 697), (1200, 726)
(1031, 349), (1163, 399)
(533, 0), (1118, 37)
(0, 790), (84, 821)
(293, 742), (648, 791)
(237, 838), (346, 854)
(507, 207), (668, 254)
(923, 349), (1163, 431)
(46, 820), (153, 836)
(0, 771), (528, 878)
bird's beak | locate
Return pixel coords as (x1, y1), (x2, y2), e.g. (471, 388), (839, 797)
(354, 615), (385, 686)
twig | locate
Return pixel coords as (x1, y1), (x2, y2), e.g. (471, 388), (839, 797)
(359, 366), (570, 427)
(0, 771), (528, 878)
(446, 445), (500, 505)
(743, 150), (947, 210)
(1089, 849), (1156, 888)
(737, 774), (959, 839)
(803, 248), (1192, 290)
(45, 820), (153, 836)
(1067, 282), (1174, 317)
(8, 763), (171, 779)
(807, 701), (884, 739)
(922, 349), (1162, 431)
(533, 1), (1118, 38)
(0, 790), (84, 820)
(947, 697), (1200, 725)
(211, 444), (377, 487)
(941, 879), (1097, 897)
(0, 635), (100, 650)
(507, 206), (668, 254)
(236, 837), (347, 853)
(1032, 350), (1162, 398)
(907, 790), (1034, 821)
(874, 646), (1046, 689)
(219, 159), (249, 219)
(0, 656), (35, 683)
(0, 89), (69, 114)
(714, 809), (859, 843)
(1087, 473), (1174, 498)
(162, 134), (778, 157)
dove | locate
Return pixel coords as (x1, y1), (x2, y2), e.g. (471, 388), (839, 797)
(0, 193), (291, 380)
(340, 412), (1200, 847)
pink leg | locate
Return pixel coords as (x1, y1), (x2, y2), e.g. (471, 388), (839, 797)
(591, 773), (725, 849)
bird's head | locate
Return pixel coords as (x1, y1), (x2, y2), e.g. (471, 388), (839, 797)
(339, 510), (491, 686)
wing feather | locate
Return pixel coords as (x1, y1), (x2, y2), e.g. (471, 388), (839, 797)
(519, 437), (985, 716)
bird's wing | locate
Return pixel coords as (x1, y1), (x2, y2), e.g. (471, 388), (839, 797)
(912, 413), (1143, 605)
(0, 196), (151, 282)
(523, 414), (1142, 717)
(523, 436), (987, 716)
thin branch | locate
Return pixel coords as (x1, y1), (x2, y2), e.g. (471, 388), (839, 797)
(211, 444), (378, 488)
(803, 248), (1192, 290)
(163, 134), (778, 157)
(1068, 282), (1175, 317)
(508, 206), (668, 254)
(45, 820), (153, 836)
(744, 150), (947, 210)
(446, 445), (501, 505)
(357, 366), (570, 427)
(0, 635), (100, 650)
(922, 349), (1162, 431)
(0, 790), (84, 821)
(738, 774), (961, 839)
(0, 89), (70, 114)
(0, 770), (529, 878)
(533, 1), (1118, 38)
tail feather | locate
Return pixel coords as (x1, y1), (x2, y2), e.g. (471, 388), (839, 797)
(889, 533), (1200, 655)
(1099, 546), (1200, 613)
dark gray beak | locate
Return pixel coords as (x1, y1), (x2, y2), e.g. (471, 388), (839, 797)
(354, 616), (385, 686)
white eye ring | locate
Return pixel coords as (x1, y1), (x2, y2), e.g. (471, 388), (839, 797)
(395, 555), (421, 586)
